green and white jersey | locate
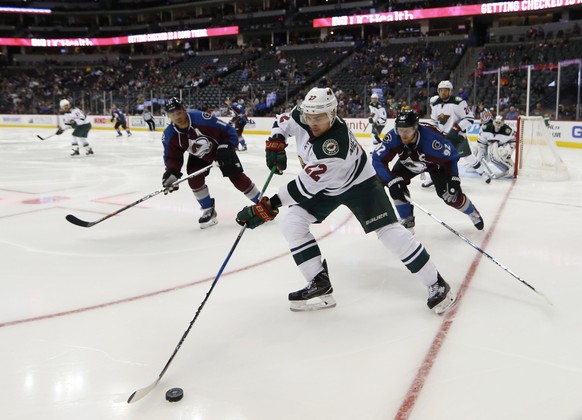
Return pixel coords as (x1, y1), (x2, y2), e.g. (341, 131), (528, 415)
(369, 102), (387, 125)
(271, 107), (375, 206)
(429, 95), (474, 133)
(61, 107), (90, 129)
(478, 121), (515, 146)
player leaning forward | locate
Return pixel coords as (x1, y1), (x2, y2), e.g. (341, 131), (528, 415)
(236, 87), (456, 315)
(57, 99), (93, 156)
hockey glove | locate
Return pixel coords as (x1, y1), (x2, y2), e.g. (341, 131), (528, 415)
(162, 168), (183, 195)
(216, 144), (236, 167)
(442, 176), (461, 204)
(265, 134), (287, 174)
(236, 197), (279, 229)
(387, 177), (410, 203)
(368, 117), (374, 124)
(56, 128), (64, 135)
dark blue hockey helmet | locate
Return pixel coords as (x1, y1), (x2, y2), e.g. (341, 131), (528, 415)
(395, 109), (419, 128)
(165, 97), (184, 113)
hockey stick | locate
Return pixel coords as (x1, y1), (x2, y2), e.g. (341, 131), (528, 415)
(409, 198), (551, 305)
(37, 127), (70, 141)
(65, 163), (214, 228)
(127, 167), (277, 404)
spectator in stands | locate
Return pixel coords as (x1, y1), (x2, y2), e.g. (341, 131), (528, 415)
(457, 88), (469, 101)
(531, 102), (545, 117)
(504, 106), (520, 120)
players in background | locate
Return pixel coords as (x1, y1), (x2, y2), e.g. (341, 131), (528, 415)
(368, 93), (387, 145)
(161, 97), (260, 229)
(372, 109), (484, 232)
(56, 99), (94, 156)
(111, 104), (132, 138)
(225, 97), (248, 151)
(426, 80), (491, 187)
(477, 110), (516, 178)
(143, 107), (155, 131)
(235, 87), (456, 315)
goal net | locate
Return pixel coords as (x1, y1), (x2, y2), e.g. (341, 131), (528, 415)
(514, 116), (569, 181)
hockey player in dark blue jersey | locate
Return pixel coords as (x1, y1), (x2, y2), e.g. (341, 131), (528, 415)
(225, 97), (248, 151)
(372, 109), (484, 231)
(111, 105), (132, 138)
(162, 97), (260, 228)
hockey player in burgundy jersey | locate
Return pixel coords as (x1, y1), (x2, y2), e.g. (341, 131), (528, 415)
(162, 97), (260, 229)
(372, 109), (484, 232)
(235, 87), (456, 315)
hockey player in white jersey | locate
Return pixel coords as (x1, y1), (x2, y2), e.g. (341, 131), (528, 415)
(56, 99), (94, 156)
(425, 80), (490, 186)
(236, 87), (455, 315)
(477, 111), (516, 178)
(368, 93), (387, 145)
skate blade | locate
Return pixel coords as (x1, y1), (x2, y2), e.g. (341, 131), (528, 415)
(199, 218), (218, 229)
(290, 294), (337, 312)
(433, 292), (456, 315)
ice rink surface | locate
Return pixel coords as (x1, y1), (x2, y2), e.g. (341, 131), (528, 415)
(1, 127), (582, 420)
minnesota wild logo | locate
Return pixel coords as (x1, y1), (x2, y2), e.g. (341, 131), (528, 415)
(437, 113), (450, 125)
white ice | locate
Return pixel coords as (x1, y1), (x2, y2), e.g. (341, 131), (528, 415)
(1, 127), (582, 420)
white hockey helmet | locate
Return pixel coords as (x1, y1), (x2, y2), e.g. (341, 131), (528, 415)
(438, 80), (453, 91)
(59, 99), (70, 110)
(371, 93), (379, 99)
(493, 115), (504, 131)
(299, 87), (338, 125)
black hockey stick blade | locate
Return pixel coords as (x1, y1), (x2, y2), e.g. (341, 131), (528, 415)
(65, 214), (95, 228)
(37, 135), (46, 141)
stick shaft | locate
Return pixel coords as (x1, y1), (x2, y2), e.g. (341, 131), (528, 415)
(66, 163), (214, 227)
(127, 167), (277, 403)
(410, 199), (547, 300)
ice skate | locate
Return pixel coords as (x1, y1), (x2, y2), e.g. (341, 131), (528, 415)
(199, 198), (218, 229)
(116, 133), (122, 138)
(85, 147), (94, 156)
(238, 143), (247, 151)
(289, 261), (336, 312)
(427, 274), (456, 315)
(70, 149), (80, 157)
(127, 132), (132, 137)
(401, 215), (415, 233)
(421, 178), (434, 188)
(468, 207), (484, 230)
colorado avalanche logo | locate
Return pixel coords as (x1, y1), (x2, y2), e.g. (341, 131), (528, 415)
(401, 157), (427, 174)
(188, 136), (213, 157)
(431, 140), (443, 150)
(382, 133), (392, 143)
(322, 138), (339, 156)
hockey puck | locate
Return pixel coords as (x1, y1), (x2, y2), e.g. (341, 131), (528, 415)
(165, 387), (184, 402)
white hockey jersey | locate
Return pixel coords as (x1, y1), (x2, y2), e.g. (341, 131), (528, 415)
(369, 102), (387, 125)
(270, 107), (375, 206)
(61, 107), (89, 129)
(429, 95), (474, 134)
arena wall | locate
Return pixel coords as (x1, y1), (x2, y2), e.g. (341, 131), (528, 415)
(1, 114), (581, 148)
